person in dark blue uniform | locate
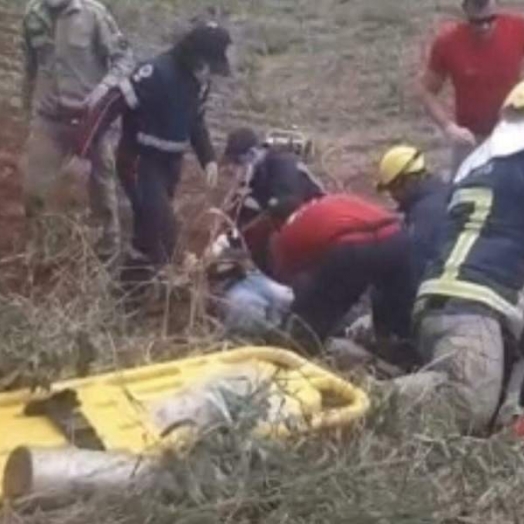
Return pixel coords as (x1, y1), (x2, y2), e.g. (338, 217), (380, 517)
(376, 145), (450, 296)
(78, 22), (231, 278)
(400, 81), (524, 434)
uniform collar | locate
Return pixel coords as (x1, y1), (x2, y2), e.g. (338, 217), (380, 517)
(454, 118), (524, 184)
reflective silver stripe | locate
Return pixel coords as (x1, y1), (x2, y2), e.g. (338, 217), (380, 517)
(119, 78), (139, 109)
(418, 278), (524, 338)
(137, 133), (188, 153)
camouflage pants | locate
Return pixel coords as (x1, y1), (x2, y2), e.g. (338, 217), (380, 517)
(23, 115), (120, 254)
(396, 300), (505, 434)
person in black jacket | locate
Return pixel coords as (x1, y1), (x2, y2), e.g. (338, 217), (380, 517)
(78, 22), (232, 277)
(221, 126), (325, 273)
(345, 145), (449, 367)
(377, 145), (449, 291)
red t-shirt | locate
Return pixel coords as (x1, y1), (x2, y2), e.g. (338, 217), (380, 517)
(429, 14), (524, 136)
(271, 195), (399, 281)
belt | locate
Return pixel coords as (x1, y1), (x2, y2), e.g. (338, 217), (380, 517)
(335, 222), (401, 245)
(417, 295), (499, 319)
(420, 295), (451, 312)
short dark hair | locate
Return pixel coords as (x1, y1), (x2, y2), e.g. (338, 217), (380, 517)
(223, 127), (260, 162)
(463, 0), (492, 12)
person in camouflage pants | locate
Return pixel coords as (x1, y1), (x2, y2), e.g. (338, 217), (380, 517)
(21, 0), (134, 257)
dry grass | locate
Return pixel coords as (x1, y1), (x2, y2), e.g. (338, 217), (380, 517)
(2, 0), (524, 521)
(5, 394), (524, 523)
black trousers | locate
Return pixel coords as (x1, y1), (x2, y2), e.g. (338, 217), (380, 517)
(131, 151), (182, 267)
(291, 230), (413, 342)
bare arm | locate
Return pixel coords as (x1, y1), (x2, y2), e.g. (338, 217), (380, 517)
(417, 67), (476, 146)
(417, 68), (450, 131)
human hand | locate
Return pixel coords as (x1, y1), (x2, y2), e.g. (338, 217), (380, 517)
(83, 83), (109, 111)
(205, 161), (219, 188)
(444, 122), (477, 147)
(62, 155), (91, 179)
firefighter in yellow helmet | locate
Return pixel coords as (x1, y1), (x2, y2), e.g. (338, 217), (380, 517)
(377, 145), (450, 288)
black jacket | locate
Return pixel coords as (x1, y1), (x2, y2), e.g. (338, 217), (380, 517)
(399, 176), (450, 289)
(119, 51), (215, 166)
(78, 50), (215, 168)
(232, 149), (325, 272)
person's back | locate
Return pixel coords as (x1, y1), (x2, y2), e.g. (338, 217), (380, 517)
(270, 194), (411, 346)
(402, 176), (450, 287)
(419, 149), (524, 335)
(235, 148), (325, 272)
(249, 149), (323, 210)
(272, 194), (399, 280)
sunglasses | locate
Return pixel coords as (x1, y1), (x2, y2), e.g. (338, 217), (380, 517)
(468, 14), (498, 26)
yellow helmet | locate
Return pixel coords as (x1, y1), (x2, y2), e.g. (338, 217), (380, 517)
(377, 145), (426, 190)
(503, 81), (524, 112)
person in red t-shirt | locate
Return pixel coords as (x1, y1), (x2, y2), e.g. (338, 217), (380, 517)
(270, 194), (413, 351)
(418, 0), (524, 176)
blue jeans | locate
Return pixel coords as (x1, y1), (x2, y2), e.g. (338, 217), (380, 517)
(221, 272), (294, 337)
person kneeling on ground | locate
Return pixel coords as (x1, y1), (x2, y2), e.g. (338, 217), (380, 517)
(205, 125), (318, 339)
(398, 80), (524, 435)
(377, 144), (450, 288)
(221, 127), (325, 274)
(345, 145), (451, 369)
(78, 22), (232, 283)
(269, 193), (413, 354)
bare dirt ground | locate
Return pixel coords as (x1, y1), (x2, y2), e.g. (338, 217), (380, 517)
(0, 0), (453, 264)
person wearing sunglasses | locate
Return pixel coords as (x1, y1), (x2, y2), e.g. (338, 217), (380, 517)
(418, 0), (524, 178)
(377, 145), (450, 290)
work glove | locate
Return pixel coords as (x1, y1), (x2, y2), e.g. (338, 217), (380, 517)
(205, 161), (219, 188)
(444, 122), (477, 147)
(83, 83), (110, 111)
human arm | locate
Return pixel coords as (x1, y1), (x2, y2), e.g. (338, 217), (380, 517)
(417, 37), (476, 146)
(189, 85), (218, 187)
(77, 87), (127, 157)
(86, 7), (135, 109)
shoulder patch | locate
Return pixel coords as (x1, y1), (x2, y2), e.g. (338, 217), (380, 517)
(132, 64), (154, 83)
